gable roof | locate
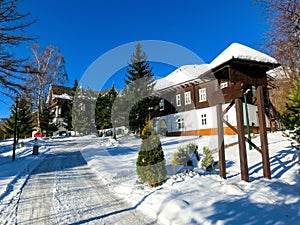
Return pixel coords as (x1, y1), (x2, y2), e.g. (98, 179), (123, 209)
(210, 42), (278, 69)
(154, 42), (280, 92)
(47, 84), (74, 104)
(154, 64), (212, 91)
(52, 85), (73, 96)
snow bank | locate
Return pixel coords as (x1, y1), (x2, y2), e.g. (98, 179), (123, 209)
(0, 138), (51, 224)
(79, 132), (300, 225)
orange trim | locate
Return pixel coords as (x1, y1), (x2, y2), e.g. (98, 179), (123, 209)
(166, 126), (263, 136)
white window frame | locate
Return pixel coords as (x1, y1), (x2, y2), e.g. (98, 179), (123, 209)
(201, 114), (207, 125)
(199, 88), (207, 102)
(176, 94), (181, 107)
(177, 118), (184, 129)
(220, 82), (228, 89)
(184, 91), (191, 105)
(159, 99), (165, 111)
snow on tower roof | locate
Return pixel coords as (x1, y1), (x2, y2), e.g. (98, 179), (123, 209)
(154, 43), (279, 92)
(209, 42), (278, 69)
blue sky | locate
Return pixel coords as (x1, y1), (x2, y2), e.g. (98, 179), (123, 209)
(0, 0), (268, 118)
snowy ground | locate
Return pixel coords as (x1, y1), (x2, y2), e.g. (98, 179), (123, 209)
(0, 132), (299, 224)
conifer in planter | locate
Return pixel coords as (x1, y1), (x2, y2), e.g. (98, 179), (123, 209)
(136, 118), (167, 187)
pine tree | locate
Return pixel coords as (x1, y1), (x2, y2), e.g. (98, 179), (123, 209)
(39, 103), (57, 135)
(282, 80), (300, 141)
(64, 79), (78, 131)
(201, 146), (214, 171)
(4, 97), (33, 139)
(123, 43), (158, 135)
(72, 87), (98, 135)
(136, 118), (167, 187)
(95, 87), (117, 130)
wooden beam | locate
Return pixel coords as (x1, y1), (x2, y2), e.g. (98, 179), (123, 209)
(217, 103), (226, 179)
(222, 119), (262, 154)
(256, 85), (271, 179)
(235, 98), (249, 182)
(221, 100), (235, 117)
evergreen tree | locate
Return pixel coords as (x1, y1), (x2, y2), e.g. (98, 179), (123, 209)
(123, 43), (158, 135)
(39, 103), (57, 135)
(95, 87), (117, 130)
(72, 87), (97, 135)
(201, 146), (214, 171)
(4, 97), (33, 139)
(72, 101), (88, 135)
(282, 80), (300, 141)
(136, 118), (167, 187)
(64, 79), (78, 131)
(0, 127), (5, 140)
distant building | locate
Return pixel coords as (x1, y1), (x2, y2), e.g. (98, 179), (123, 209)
(47, 84), (74, 135)
(46, 84), (116, 136)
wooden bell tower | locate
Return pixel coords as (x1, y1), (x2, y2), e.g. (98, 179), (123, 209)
(213, 58), (280, 182)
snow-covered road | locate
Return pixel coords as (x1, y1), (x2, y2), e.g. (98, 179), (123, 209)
(15, 139), (158, 225)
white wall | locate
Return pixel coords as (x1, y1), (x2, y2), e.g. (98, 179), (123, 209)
(154, 102), (270, 134)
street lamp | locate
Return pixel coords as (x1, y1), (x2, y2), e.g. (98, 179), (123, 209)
(12, 97), (19, 162)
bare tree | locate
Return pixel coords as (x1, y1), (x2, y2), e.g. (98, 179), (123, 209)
(0, 0), (34, 100)
(25, 44), (68, 129)
(257, 0), (300, 114)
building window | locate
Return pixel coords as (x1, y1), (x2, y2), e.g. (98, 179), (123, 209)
(184, 91), (191, 105)
(220, 82), (228, 89)
(176, 94), (181, 106)
(177, 118), (184, 129)
(199, 88), (207, 102)
(201, 114), (207, 125)
(159, 99), (165, 111)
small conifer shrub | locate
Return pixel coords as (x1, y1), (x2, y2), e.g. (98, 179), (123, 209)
(201, 146), (214, 171)
(136, 118), (167, 187)
(172, 143), (200, 173)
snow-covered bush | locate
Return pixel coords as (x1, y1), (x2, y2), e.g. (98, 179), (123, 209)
(186, 143), (200, 161)
(172, 146), (189, 167)
(201, 146), (214, 171)
(136, 118), (167, 187)
(172, 143), (200, 171)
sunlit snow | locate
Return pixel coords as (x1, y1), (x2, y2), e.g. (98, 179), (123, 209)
(0, 132), (299, 224)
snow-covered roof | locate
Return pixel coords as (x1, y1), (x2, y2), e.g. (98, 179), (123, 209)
(154, 43), (279, 92)
(154, 64), (212, 91)
(210, 43), (278, 69)
(53, 93), (72, 100)
(266, 66), (298, 80)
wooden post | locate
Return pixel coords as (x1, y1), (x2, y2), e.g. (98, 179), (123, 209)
(235, 98), (249, 182)
(256, 85), (271, 179)
(217, 103), (226, 179)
